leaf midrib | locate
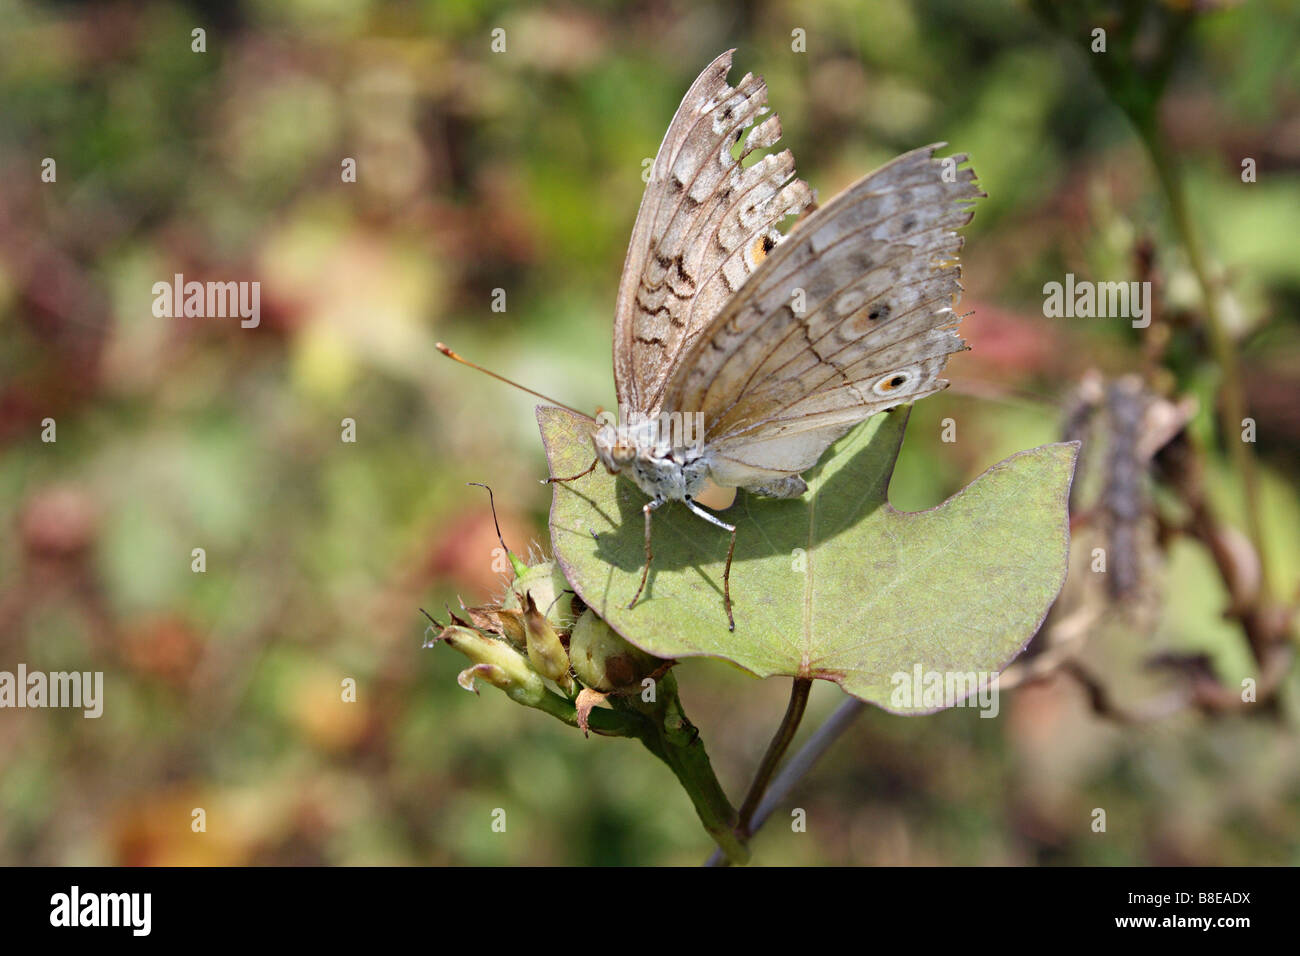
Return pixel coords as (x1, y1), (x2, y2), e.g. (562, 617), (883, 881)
(802, 488), (815, 675)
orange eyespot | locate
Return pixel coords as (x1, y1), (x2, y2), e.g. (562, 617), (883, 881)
(872, 372), (911, 396)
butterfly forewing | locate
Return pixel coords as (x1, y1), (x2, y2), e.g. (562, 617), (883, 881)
(613, 50), (815, 417)
(659, 145), (982, 489)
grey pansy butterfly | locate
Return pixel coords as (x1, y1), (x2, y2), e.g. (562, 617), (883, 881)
(441, 50), (982, 630)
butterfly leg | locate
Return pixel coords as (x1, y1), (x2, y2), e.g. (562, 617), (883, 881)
(545, 457), (598, 484)
(627, 497), (664, 610)
(683, 497), (738, 631)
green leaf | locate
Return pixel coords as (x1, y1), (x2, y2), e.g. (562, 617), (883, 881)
(539, 405), (1078, 712)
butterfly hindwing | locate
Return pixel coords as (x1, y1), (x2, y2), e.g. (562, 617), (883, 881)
(660, 145), (982, 489)
(613, 50), (815, 417)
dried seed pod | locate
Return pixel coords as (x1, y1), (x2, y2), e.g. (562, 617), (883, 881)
(1102, 376), (1147, 599)
(494, 607), (527, 649)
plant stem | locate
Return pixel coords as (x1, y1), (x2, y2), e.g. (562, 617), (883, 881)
(612, 672), (750, 864)
(1140, 113), (1274, 607)
(1037, 2), (1275, 606)
(636, 719), (750, 864)
(539, 674), (749, 861)
(738, 677), (814, 830)
(528, 687), (644, 736)
(704, 677), (813, 867)
(705, 695), (864, 866)
(744, 697), (865, 836)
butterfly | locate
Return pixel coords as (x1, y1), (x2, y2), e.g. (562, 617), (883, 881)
(441, 50), (982, 631)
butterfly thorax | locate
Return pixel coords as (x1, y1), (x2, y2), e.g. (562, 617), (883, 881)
(592, 415), (711, 503)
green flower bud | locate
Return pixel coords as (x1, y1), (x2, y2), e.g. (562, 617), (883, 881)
(502, 561), (577, 626)
(524, 592), (575, 694)
(435, 625), (546, 707)
(457, 663), (508, 693)
(569, 609), (662, 692)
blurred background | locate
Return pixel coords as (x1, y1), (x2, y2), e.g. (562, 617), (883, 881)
(1, 0), (1298, 865)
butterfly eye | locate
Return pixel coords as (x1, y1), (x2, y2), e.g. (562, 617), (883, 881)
(872, 371), (912, 396)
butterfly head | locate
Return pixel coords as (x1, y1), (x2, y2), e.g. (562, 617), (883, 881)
(590, 411), (711, 502)
(592, 419), (636, 475)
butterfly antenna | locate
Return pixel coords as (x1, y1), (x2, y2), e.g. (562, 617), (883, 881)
(436, 342), (591, 419)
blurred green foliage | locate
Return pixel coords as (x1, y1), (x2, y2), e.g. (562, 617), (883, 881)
(0, 0), (1297, 864)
